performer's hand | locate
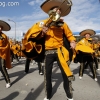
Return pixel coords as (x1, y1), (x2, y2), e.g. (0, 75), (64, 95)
(70, 41), (76, 49)
(42, 26), (48, 36)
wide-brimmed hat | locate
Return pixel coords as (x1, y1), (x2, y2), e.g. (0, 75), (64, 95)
(0, 20), (11, 31)
(79, 29), (96, 36)
(40, 0), (72, 17)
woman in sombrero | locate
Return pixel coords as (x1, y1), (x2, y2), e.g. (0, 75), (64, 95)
(0, 20), (12, 88)
(75, 29), (97, 81)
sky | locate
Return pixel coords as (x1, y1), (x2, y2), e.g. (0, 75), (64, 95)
(0, 0), (100, 40)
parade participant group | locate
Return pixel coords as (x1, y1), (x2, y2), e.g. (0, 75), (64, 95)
(0, 0), (100, 100)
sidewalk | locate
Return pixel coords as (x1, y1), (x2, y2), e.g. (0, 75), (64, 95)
(0, 59), (100, 100)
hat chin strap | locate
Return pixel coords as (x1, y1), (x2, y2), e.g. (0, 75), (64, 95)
(67, 0), (72, 5)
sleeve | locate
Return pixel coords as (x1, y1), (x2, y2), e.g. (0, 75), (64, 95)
(24, 22), (43, 41)
(63, 22), (76, 42)
(23, 19), (47, 44)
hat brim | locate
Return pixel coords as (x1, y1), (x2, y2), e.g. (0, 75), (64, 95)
(79, 29), (96, 36)
(0, 20), (11, 31)
(40, 0), (72, 17)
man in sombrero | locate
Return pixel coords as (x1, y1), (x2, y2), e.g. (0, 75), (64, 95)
(22, 0), (76, 100)
(0, 20), (12, 88)
(75, 29), (97, 81)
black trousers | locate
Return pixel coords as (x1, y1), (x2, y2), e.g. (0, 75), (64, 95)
(85, 56), (99, 69)
(0, 57), (10, 83)
(37, 62), (44, 74)
(94, 57), (99, 69)
(44, 53), (73, 99)
(25, 58), (31, 73)
(11, 51), (19, 62)
(78, 51), (97, 78)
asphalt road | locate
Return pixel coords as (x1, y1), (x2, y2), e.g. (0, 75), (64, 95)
(0, 58), (100, 100)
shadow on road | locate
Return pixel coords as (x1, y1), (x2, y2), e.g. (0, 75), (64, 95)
(0, 91), (19, 100)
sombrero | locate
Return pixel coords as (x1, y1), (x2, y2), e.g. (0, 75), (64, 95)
(40, 0), (72, 17)
(0, 20), (11, 31)
(79, 29), (96, 36)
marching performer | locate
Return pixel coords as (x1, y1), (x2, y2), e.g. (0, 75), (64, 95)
(0, 20), (12, 88)
(97, 41), (100, 60)
(22, 0), (76, 100)
(75, 29), (97, 81)
(91, 37), (100, 70)
(10, 41), (19, 63)
(15, 41), (21, 59)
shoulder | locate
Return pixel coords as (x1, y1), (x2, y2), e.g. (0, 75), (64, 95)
(32, 19), (47, 28)
(81, 38), (85, 43)
(1, 32), (7, 38)
(62, 21), (69, 28)
(78, 38), (85, 43)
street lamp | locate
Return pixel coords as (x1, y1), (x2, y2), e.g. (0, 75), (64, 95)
(8, 19), (16, 41)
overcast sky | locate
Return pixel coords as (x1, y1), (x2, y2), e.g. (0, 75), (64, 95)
(0, 0), (100, 40)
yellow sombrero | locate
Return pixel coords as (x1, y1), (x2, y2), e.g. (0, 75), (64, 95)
(79, 29), (96, 36)
(0, 20), (11, 31)
(75, 45), (94, 53)
(40, 0), (72, 17)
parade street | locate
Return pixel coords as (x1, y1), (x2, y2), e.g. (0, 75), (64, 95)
(0, 58), (100, 100)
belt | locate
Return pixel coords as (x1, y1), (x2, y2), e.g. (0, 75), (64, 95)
(45, 49), (57, 55)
